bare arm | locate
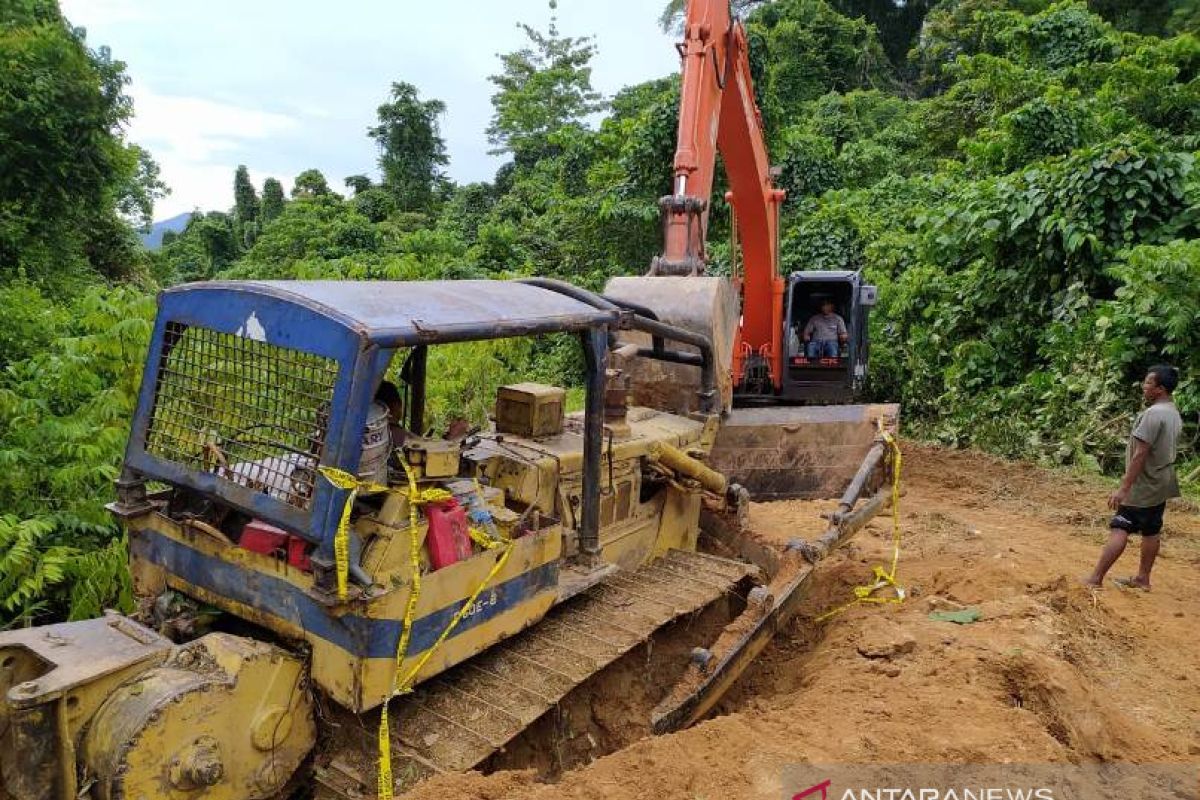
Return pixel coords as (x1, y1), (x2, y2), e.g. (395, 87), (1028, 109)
(1110, 438), (1151, 510)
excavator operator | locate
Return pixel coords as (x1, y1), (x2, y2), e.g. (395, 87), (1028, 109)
(802, 299), (848, 359)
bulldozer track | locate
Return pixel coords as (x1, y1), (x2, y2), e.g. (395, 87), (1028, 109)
(314, 549), (757, 798)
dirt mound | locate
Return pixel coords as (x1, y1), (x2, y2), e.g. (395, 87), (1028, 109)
(404, 443), (1200, 800)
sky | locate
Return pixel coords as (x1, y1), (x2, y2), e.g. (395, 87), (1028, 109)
(58, 0), (679, 220)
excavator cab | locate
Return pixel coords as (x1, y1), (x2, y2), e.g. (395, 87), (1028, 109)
(783, 271), (877, 404)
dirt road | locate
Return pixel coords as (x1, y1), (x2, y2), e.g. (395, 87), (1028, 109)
(407, 444), (1200, 799)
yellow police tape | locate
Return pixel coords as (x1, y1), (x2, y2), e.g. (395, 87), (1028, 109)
(317, 467), (389, 600)
(815, 430), (905, 623)
(375, 458), (513, 800)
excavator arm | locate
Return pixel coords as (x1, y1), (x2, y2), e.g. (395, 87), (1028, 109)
(650, 0), (787, 390)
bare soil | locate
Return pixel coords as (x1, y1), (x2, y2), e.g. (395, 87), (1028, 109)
(404, 443), (1200, 799)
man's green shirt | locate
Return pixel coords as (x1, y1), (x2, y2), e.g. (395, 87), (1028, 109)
(1126, 400), (1183, 508)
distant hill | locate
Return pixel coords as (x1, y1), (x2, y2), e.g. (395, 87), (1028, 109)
(139, 212), (193, 250)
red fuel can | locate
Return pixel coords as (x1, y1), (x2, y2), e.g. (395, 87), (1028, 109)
(425, 500), (473, 569)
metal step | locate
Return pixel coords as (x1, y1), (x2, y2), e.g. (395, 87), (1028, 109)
(313, 549), (756, 798)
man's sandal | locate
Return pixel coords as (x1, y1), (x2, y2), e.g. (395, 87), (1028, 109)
(1111, 576), (1151, 591)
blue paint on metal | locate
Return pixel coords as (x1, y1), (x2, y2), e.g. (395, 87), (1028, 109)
(131, 529), (559, 659)
(122, 280), (617, 552)
(178, 280), (618, 347)
(124, 287), (367, 545)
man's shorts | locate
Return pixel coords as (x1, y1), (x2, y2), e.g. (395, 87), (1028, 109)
(1110, 503), (1166, 536)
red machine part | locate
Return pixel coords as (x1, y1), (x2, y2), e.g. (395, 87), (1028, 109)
(425, 500), (473, 570)
(240, 519), (313, 572)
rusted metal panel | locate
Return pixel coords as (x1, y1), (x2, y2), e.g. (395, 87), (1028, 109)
(0, 616), (171, 800)
(710, 403), (899, 499)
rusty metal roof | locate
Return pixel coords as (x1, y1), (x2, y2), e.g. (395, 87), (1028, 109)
(164, 279), (619, 347)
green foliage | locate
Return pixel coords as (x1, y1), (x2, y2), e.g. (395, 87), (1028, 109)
(778, 131), (843, 199)
(1106, 240), (1200, 415)
(344, 174), (373, 195)
(1017, 1), (1120, 69)
(261, 178), (286, 222)
(486, 2), (605, 165)
(0, 280), (68, 365)
(369, 82), (449, 213)
(156, 211), (238, 282)
(227, 196), (381, 275)
(746, 0), (893, 133)
(352, 187), (397, 223)
(292, 168), (333, 198)
(1088, 0), (1200, 37)
(234, 164), (260, 225)
(0, 287), (152, 625)
(0, 2), (162, 288)
(423, 339), (536, 430)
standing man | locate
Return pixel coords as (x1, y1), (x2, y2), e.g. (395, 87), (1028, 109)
(803, 299), (849, 359)
(1084, 365), (1183, 590)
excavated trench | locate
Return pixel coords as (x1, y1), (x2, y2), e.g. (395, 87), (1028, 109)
(472, 498), (863, 786)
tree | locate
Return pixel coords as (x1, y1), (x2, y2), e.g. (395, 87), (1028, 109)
(179, 211), (238, 279)
(0, 0), (164, 287)
(291, 169), (332, 198)
(658, 0), (767, 32)
(351, 187), (396, 223)
(1088, 0), (1199, 36)
(261, 178), (285, 222)
(344, 174), (373, 195)
(368, 82), (449, 212)
(233, 165), (259, 224)
(486, 1), (605, 165)
(832, 0), (935, 68)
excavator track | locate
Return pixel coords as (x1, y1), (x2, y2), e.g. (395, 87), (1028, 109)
(313, 549), (757, 798)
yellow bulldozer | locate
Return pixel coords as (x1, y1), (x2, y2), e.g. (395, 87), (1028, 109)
(0, 278), (894, 799)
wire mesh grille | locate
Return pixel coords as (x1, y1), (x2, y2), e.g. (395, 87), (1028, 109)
(145, 322), (340, 510)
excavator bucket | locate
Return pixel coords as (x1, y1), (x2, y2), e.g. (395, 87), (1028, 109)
(605, 276), (740, 414)
(603, 276), (898, 499)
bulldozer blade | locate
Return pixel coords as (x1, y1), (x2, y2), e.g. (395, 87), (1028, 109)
(709, 404), (899, 499)
(652, 488), (890, 734)
(651, 560), (814, 734)
(313, 549), (757, 799)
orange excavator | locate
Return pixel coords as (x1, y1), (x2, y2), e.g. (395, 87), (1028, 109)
(606, 0), (896, 499)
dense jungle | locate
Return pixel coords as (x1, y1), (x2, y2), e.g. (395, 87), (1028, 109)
(1, 0), (1197, 625)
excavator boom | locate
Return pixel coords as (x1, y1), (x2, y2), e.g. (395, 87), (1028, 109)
(652, 1), (787, 389)
(608, 0), (897, 501)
